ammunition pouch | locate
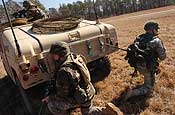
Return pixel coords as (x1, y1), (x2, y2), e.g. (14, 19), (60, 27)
(73, 82), (95, 104)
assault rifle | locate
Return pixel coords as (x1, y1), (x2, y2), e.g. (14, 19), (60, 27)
(105, 43), (138, 77)
(117, 47), (128, 52)
(104, 43), (127, 51)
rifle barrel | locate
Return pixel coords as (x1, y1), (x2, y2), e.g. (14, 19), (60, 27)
(118, 47), (127, 51)
(104, 44), (127, 51)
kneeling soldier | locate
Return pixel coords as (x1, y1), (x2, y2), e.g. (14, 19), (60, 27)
(42, 42), (105, 115)
(124, 21), (166, 101)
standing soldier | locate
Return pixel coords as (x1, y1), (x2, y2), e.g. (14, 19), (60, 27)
(123, 21), (166, 101)
(42, 42), (105, 115)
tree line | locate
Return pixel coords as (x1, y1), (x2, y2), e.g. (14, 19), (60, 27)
(49, 0), (174, 20)
(30, 0), (46, 12)
(1, 0), (175, 21)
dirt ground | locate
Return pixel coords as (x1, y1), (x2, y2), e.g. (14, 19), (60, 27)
(92, 5), (175, 115)
(0, 5), (175, 115)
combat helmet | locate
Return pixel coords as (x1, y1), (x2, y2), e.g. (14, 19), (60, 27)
(144, 21), (160, 31)
(49, 42), (70, 57)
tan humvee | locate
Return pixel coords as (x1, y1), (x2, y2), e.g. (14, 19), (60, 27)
(0, 18), (118, 90)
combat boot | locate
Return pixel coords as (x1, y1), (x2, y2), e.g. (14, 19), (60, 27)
(113, 88), (133, 106)
(103, 103), (123, 115)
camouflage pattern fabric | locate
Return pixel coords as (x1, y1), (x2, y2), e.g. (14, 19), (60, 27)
(47, 53), (98, 114)
(48, 99), (105, 115)
(48, 97), (76, 115)
(134, 33), (166, 71)
(12, 1), (45, 22)
(127, 67), (156, 98)
(80, 100), (105, 115)
(22, 0), (45, 22)
(125, 33), (166, 99)
(26, 7), (45, 22)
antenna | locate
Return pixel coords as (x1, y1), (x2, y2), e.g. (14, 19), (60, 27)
(2, 1), (33, 114)
(2, 0), (21, 57)
(93, 0), (99, 24)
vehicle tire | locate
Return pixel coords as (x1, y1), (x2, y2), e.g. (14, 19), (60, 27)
(87, 56), (111, 82)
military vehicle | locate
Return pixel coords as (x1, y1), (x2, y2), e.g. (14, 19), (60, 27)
(1, 17), (119, 88)
(0, 1), (118, 114)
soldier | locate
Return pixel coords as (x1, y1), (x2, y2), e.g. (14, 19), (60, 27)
(42, 42), (105, 115)
(123, 21), (166, 101)
(22, 0), (46, 22)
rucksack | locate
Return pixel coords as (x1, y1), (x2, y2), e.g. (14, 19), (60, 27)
(125, 43), (146, 67)
(69, 53), (91, 84)
(125, 34), (156, 68)
(69, 53), (95, 103)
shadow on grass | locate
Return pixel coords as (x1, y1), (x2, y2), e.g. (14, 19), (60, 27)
(112, 87), (152, 115)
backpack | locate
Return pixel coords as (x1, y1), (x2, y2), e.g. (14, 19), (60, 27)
(125, 34), (156, 68)
(69, 54), (95, 103)
(125, 43), (145, 67)
(69, 53), (91, 84)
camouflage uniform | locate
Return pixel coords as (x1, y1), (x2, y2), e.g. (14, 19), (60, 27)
(125, 22), (166, 100)
(47, 42), (104, 115)
(22, 0), (46, 22)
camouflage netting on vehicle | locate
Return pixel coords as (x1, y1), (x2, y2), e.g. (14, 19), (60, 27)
(31, 17), (80, 34)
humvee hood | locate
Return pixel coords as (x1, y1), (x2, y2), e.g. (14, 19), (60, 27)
(2, 20), (115, 57)
(1, 19), (118, 89)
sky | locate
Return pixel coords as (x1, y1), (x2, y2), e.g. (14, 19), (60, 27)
(39, 0), (84, 9)
(0, 0), (84, 9)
